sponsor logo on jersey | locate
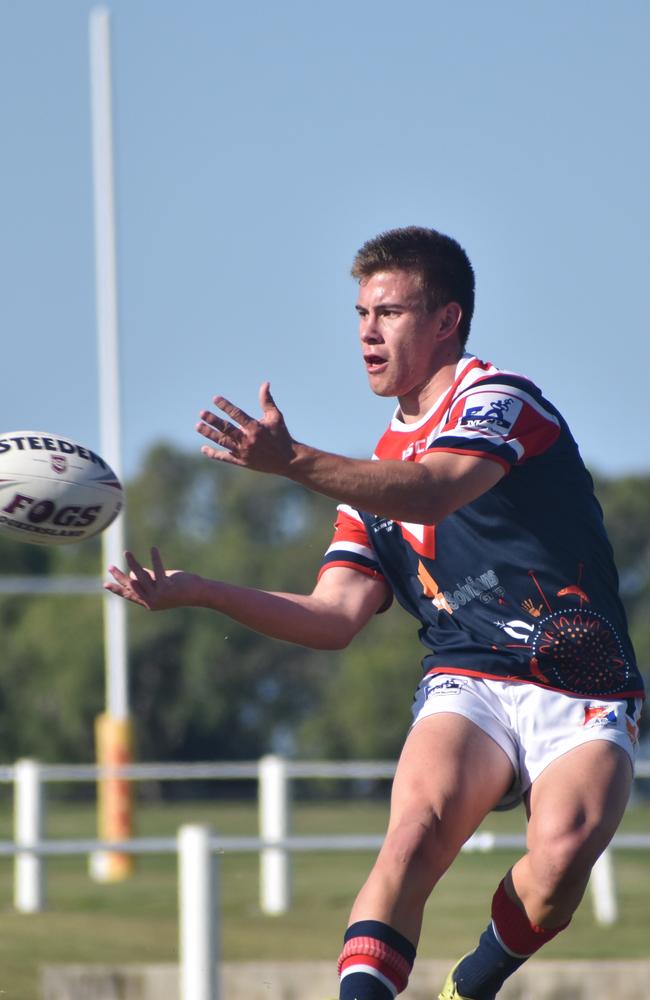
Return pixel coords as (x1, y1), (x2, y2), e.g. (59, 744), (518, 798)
(371, 517), (395, 534)
(460, 395), (518, 430)
(418, 563), (504, 614)
(401, 438), (428, 461)
(441, 570), (504, 611)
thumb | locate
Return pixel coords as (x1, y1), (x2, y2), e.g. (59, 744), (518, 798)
(259, 380), (278, 414)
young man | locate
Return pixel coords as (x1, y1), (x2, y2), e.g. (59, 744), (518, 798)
(106, 227), (644, 1000)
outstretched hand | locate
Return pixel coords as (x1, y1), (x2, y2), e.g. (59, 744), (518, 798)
(104, 547), (200, 611)
(196, 382), (296, 474)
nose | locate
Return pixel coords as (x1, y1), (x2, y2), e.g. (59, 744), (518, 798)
(359, 311), (382, 343)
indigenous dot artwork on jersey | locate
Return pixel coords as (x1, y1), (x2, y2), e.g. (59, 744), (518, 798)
(529, 610), (628, 694)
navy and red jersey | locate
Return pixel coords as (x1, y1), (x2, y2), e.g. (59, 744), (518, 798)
(319, 354), (644, 700)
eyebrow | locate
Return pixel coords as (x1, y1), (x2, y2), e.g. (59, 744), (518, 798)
(355, 301), (408, 313)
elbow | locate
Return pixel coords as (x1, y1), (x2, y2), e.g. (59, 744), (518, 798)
(311, 628), (356, 651)
(406, 499), (451, 525)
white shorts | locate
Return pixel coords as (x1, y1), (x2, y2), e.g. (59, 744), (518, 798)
(411, 674), (643, 809)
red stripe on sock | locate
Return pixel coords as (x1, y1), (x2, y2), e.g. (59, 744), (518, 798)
(491, 880), (570, 957)
(339, 954), (401, 991)
(337, 936), (412, 992)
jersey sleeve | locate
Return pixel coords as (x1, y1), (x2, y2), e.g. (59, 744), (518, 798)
(426, 374), (561, 471)
(318, 503), (390, 587)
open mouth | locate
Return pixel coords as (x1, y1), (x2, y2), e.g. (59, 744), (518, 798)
(364, 353), (388, 372)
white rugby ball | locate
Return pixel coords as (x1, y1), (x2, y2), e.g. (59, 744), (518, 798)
(0, 431), (124, 546)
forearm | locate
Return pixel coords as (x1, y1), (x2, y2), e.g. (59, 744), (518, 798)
(286, 444), (446, 523)
(198, 388), (504, 523)
(191, 576), (356, 650)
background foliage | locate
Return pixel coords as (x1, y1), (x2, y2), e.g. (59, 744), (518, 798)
(0, 445), (647, 765)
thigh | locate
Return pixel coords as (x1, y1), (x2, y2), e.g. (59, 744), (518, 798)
(346, 714), (516, 942)
(388, 711), (515, 858)
(526, 738), (633, 857)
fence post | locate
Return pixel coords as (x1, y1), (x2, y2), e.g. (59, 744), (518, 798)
(590, 847), (618, 925)
(178, 824), (218, 1000)
(259, 754), (290, 915)
(14, 758), (45, 913)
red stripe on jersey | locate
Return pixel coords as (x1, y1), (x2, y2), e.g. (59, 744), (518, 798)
(317, 560), (386, 582)
(421, 446), (512, 473)
(506, 403), (561, 458)
(332, 506), (371, 543)
(423, 666), (646, 700)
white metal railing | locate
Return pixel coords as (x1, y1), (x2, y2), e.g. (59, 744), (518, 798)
(1, 755), (648, 783)
(0, 576), (102, 594)
(3, 755), (649, 926)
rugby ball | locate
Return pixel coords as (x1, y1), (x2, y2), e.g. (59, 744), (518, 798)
(0, 431), (123, 546)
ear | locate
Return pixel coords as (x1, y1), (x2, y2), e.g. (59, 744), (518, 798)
(437, 301), (463, 342)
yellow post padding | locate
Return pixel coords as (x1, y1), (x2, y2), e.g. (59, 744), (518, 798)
(92, 712), (135, 882)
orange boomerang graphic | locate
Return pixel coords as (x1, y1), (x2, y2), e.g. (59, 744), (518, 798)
(417, 561), (452, 613)
(557, 585), (590, 606)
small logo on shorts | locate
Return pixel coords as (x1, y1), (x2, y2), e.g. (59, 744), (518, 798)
(425, 678), (466, 698)
(582, 705), (617, 728)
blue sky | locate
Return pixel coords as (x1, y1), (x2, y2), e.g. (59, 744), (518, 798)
(1, 0), (648, 482)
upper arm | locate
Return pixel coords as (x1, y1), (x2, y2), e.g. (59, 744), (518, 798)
(417, 449), (505, 521)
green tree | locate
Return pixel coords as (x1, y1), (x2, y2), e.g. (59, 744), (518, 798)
(594, 472), (650, 679)
(0, 595), (104, 760)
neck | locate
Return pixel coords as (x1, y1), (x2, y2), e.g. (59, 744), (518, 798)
(397, 356), (461, 423)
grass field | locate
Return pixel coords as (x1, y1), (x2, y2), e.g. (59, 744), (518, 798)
(0, 791), (648, 1000)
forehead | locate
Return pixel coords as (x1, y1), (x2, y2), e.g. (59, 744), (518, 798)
(356, 269), (423, 308)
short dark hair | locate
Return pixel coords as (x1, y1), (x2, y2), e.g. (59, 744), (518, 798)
(351, 226), (475, 349)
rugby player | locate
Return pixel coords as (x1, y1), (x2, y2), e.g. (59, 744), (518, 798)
(106, 227), (644, 1000)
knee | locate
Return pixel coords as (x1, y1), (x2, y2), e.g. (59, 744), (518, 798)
(378, 810), (457, 884)
(529, 816), (608, 894)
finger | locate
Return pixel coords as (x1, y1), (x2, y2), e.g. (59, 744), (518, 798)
(196, 416), (239, 442)
(108, 564), (131, 586)
(103, 578), (147, 608)
(259, 380), (277, 413)
(151, 546), (166, 580)
(125, 551), (154, 590)
(196, 421), (253, 462)
(200, 443), (246, 466)
(212, 395), (254, 427)
(104, 580), (140, 600)
(197, 410), (243, 441)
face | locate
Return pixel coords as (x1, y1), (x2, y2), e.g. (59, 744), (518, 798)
(355, 270), (459, 416)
